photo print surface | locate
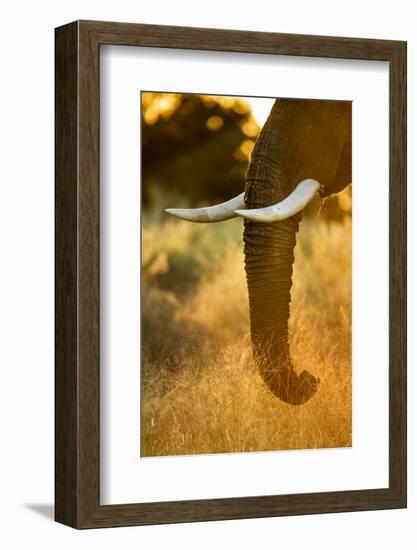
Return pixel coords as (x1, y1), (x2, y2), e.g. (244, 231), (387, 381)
(141, 92), (352, 457)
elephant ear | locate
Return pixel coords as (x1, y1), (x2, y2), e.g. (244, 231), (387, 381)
(327, 102), (352, 196)
(325, 137), (352, 196)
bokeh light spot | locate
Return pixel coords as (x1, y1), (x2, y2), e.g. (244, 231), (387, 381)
(206, 115), (224, 131)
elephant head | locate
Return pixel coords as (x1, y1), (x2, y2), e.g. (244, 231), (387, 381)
(166, 98), (352, 406)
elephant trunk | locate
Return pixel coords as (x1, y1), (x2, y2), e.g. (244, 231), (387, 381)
(243, 100), (319, 405)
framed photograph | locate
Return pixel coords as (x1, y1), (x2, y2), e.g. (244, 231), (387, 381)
(55, 20), (406, 528)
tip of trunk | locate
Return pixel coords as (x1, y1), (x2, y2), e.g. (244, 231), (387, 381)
(267, 367), (320, 405)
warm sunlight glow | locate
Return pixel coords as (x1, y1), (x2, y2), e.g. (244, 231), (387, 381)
(206, 115), (224, 131)
(240, 119), (259, 137)
(142, 92), (275, 130)
(142, 92), (182, 125)
(245, 98), (275, 127)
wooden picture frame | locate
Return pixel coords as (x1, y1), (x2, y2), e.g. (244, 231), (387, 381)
(55, 20), (407, 528)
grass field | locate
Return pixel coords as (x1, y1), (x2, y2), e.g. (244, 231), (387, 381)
(141, 201), (352, 457)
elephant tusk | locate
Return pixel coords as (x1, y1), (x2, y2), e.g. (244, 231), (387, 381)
(165, 192), (245, 223)
(235, 179), (320, 222)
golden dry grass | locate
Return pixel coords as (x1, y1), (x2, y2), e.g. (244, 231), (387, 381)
(141, 210), (351, 457)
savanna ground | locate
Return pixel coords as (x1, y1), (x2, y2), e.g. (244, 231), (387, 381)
(141, 196), (352, 457)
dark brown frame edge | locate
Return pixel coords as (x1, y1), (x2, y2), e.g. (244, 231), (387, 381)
(55, 20), (407, 529)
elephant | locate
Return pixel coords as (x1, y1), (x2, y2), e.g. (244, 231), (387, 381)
(166, 98), (352, 406)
